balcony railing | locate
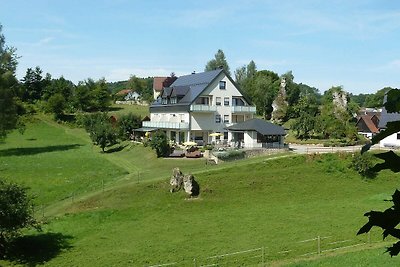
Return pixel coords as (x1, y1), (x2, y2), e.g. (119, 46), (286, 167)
(231, 106), (256, 113)
(190, 104), (217, 112)
(142, 121), (189, 130)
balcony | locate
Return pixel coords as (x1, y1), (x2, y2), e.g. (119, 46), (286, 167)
(231, 106), (256, 113)
(190, 104), (217, 112)
(142, 121), (189, 130)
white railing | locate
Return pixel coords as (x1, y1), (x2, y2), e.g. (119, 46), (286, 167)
(190, 105), (217, 112)
(231, 106), (256, 113)
(142, 121), (189, 129)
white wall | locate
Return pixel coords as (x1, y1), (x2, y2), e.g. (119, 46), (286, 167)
(380, 132), (400, 148)
(150, 112), (189, 123)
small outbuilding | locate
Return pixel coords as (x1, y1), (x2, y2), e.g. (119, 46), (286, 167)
(225, 118), (286, 148)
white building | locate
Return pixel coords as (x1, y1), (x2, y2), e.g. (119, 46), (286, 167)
(142, 69), (256, 145)
(378, 103), (400, 148)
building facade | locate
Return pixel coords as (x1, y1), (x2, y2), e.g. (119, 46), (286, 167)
(143, 69), (256, 145)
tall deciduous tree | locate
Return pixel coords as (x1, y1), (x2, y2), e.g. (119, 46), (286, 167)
(246, 70), (280, 119)
(80, 112), (118, 152)
(205, 49), (231, 75)
(0, 24), (19, 140)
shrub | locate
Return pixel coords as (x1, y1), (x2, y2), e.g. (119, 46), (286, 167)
(349, 152), (376, 178)
(149, 130), (171, 157)
(214, 149), (245, 161)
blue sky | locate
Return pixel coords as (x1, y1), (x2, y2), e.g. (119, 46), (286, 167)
(1, 0), (399, 94)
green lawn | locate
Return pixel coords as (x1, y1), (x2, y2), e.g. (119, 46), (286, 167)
(108, 103), (149, 118)
(1, 119), (400, 266)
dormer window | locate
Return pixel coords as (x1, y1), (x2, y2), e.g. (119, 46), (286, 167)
(219, 81), (226, 90)
(161, 98), (167, 105)
(170, 97), (177, 104)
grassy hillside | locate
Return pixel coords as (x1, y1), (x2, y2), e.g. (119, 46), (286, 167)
(1, 119), (400, 266)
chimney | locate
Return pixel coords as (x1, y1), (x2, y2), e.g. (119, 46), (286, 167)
(192, 71), (196, 74)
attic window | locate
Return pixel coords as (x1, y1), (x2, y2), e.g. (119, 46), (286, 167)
(219, 81), (226, 90)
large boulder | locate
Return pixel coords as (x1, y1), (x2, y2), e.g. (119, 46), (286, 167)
(169, 168), (200, 197)
(183, 174), (200, 198)
(170, 167), (184, 192)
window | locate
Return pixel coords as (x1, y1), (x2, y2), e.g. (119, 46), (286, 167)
(224, 97), (230, 106)
(397, 133), (400, 140)
(224, 132), (228, 140)
(224, 115), (229, 123)
(170, 97), (177, 104)
(219, 81), (226, 90)
(161, 97), (167, 104)
(216, 97), (221, 106)
(215, 114), (221, 123)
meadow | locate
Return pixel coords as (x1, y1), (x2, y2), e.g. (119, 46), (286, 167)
(1, 114), (400, 266)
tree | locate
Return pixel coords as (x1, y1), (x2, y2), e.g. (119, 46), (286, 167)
(149, 130), (171, 157)
(291, 95), (319, 139)
(92, 78), (111, 111)
(80, 112), (118, 152)
(47, 93), (66, 120)
(246, 70), (280, 119)
(21, 66), (49, 102)
(117, 112), (142, 140)
(0, 179), (39, 254)
(205, 49), (231, 75)
(0, 24), (19, 140)
(357, 88), (400, 256)
(363, 87), (391, 108)
(234, 60), (257, 92)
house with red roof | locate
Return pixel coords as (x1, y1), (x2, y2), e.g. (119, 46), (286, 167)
(356, 114), (380, 139)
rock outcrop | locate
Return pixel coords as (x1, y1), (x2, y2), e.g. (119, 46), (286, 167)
(169, 168), (200, 197)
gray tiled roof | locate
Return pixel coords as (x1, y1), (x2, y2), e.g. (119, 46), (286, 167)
(150, 69), (223, 108)
(171, 69), (223, 87)
(378, 93), (400, 128)
(378, 107), (400, 128)
(226, 118), (286, 135)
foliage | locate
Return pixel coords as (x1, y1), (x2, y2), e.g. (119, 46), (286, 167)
(349, 152), (376, 178)
(46, 93), (66, 120)
(214, 149), (245, 160)
(245, 70), (280, 119)
(72, 78), (111, 112)
(21, 66), (50, 103)
(234, 60), (257, 91)
(0, 179), (39, 255)
(363, 87), (390, 108)
(205, 49), (231, 75)
(0, 24), (20, 140)
(117, 112), (142, 140)
(358, 88), (400, 256)
(80, 112), (118, 152)
(149, 130), (170, 157)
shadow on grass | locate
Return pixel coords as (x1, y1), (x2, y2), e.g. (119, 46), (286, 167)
(5, 232), (73, 266)
(105, 144), (129, 153)
(0, 144), (82, 157)
(106, 106), (124, 112)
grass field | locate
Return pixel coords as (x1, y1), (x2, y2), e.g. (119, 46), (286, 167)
(1, 114), (400, 266)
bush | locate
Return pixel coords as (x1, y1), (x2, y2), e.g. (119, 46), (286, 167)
(117, 113), (142, 140)
(0, 179), (39, 255)
(349, 152), (376, 178)
(214, 149), (245, 161)
(149, 130), (171, 157)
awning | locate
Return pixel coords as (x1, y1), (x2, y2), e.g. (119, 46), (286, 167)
(134, 127), (159, 132)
